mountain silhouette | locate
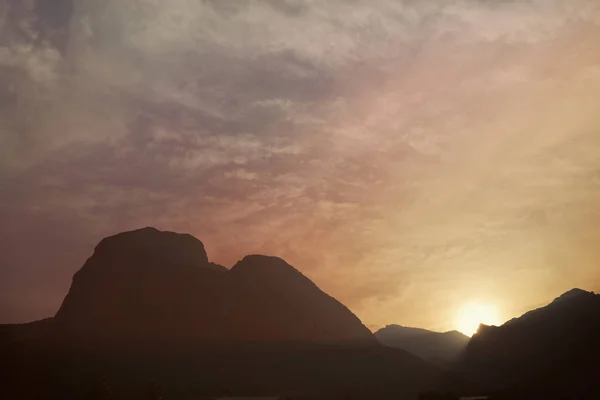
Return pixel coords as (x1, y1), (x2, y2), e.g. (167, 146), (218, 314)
(54, 227), (374, 346)
(461, 288), (600, 399)
(375, 325), (469, 365)
(1, 227), (462, 399)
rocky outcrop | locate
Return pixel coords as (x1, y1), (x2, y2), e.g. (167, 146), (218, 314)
(54, 227), (374, 346)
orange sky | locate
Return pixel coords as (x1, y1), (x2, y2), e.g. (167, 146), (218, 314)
(1, 0), (600, 332)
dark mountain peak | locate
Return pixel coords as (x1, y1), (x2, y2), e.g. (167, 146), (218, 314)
(375, 324), (469, 363)
(552, 287), (595, 303)
(229, 254), (308, 283)
(54, 228), (221, 333)
(443, 330), (471, 341)
(94, 227), (210, 268)
(232, 254), (298, 271)
(377, 325), (431, 336)
(381, 324), (410, 330)
(463, 288), (600, 396)
(377, 325), (469, 339)
(497, 288), (599, 329)
(53, 228), (374, 346)
(379, 324), (400, 331)
(473, 323), (497, 337)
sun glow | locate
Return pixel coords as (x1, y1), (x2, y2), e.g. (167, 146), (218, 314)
(456, 302), (501, 337)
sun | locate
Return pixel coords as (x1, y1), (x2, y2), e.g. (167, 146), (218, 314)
(456, 302), (501, 337)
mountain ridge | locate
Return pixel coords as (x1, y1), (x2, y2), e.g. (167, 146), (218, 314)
(462, 288), (600, 398)
(375, 324), (470, 365)
(54, 227), (375, 346)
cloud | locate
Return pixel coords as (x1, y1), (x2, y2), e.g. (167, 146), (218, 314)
(1, 0), (600, 327)
(0, 44), (61, 85)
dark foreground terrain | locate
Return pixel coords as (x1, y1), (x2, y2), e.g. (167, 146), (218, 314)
(0, 228), (464, 400)
(460, 288), (600, 399)
(2, 228), (599, 399)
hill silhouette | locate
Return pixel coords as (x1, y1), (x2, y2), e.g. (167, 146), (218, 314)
(375, 325), (469, 365)
(1, 227), (461, 399)
(54, 227), (373, 346)
(461, 288), (600, 399)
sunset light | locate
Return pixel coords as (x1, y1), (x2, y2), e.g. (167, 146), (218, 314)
(456, 303), (501, 337)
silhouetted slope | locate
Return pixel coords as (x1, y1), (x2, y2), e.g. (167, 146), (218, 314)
(227, 255), (374, 342)
(1, 227), (464, 399)
(54, 227), (373, 345)
(462, 288), (600, 398)
(0, 318), (53, 347)
(375, 325), (469, 363)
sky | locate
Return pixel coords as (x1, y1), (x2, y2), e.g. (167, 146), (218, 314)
(1, 0), (600, 332)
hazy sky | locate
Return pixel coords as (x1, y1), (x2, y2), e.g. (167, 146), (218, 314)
(1, 0), (600, 332)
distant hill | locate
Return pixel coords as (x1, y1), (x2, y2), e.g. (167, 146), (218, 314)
(1, 227), (463, 399)
(461, 288), (600, 399)
(375, 325), (469, 365)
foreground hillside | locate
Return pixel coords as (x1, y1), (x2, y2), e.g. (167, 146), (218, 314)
(461, 288), (600, 399)
(1, 227), (461, 399)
